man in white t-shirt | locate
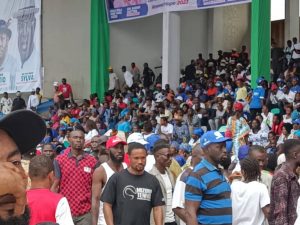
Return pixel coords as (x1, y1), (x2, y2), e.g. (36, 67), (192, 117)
(172, 144), (204, 225)
(27, 89), (39, 111)
(292, 42), (300, 61)
(122, 66), (133, 88)
(108, 66), (119, 91)
(231, 157), (270, 225)
(158, 116), (173, 140)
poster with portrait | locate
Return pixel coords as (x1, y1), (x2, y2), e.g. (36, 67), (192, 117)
(106, 0), (250, 23)
(0, 0), (41, 93)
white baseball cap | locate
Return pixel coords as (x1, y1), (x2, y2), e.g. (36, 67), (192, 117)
(127, 132), (148, 145)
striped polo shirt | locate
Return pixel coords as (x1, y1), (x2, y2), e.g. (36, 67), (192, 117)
(185, 158), (232, 225)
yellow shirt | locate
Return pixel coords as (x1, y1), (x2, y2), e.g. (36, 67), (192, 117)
(169, 159), (182, 180)
(62, 115), (70, 125)
(236, 86), (247, 101)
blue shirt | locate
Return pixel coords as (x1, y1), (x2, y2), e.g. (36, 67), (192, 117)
(185, 158), (232, 225)
(250, 86), (265, 109)
(117, 121), (131, 133)
(176, 93), (188, 101)
(291, 85), (300, 93)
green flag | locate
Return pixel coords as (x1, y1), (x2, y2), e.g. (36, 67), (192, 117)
(251, 0), (271, 88)
(91, 0), (110, 101)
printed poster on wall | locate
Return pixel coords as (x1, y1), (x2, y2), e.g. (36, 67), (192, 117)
(106, 0), (251, 23)
(0, 0), (42, 93)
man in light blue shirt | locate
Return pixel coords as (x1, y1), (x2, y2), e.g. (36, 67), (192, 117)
(250, 77), (265, 120)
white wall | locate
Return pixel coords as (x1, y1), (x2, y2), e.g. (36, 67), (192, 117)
(222, 3), (251, 52)
(179, 9), (208, 68)
(110, 14), (163, 85)
(42, 0), (90, 99)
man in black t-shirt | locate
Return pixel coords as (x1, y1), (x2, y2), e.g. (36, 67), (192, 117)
(101, 142), (164, 225)
(184, 60), (196, 82)
(143, 63), (155, 88)
(12, 91), (26, 111)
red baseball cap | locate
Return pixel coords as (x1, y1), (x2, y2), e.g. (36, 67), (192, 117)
(234, 102), (244, 112)
(106, 136), (127, 149)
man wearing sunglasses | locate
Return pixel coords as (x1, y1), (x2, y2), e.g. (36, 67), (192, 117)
(149, 139), (176, 225)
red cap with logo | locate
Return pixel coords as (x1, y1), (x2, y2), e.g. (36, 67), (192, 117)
(106, 136), (127, 149)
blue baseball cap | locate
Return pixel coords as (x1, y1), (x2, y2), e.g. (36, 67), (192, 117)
(179, 143), (192, 153)
(145, 134), (160, 153)
(200, 130), (230, 148)
(193, 128), (204, 137)
(120, 108), (129, 118)
(277, 78), (284, 83)
(256, 77), (264, 85)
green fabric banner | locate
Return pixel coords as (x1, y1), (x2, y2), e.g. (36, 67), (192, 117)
(91, 0), (110, 101)
(251, 0), (270, 88)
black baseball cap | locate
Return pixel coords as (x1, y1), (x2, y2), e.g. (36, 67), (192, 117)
(0, 110), (46, 154)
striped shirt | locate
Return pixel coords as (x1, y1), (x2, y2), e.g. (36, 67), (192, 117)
(185, 158), (232, 225)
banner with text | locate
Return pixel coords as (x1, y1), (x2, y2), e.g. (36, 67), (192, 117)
(0, 0), (42, 93)
(106, 0), (251, 23)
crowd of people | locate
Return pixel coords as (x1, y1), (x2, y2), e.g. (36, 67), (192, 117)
(1, 43), (300, 225)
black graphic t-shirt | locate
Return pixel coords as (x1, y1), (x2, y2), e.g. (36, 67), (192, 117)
(101, 169), (165, 225)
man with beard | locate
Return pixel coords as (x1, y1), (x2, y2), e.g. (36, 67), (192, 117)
(27, 155), (74, 225)
(0, 109), (46, 225)
(0, 20), (19, 91)
(185, 131), (232, 225)
(91, 136), (127, 225)
(101, 142), (164, 225)
(52, 130), (97, 225)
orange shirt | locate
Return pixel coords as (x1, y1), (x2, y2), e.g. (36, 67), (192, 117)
(207, 87), (217, 97)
